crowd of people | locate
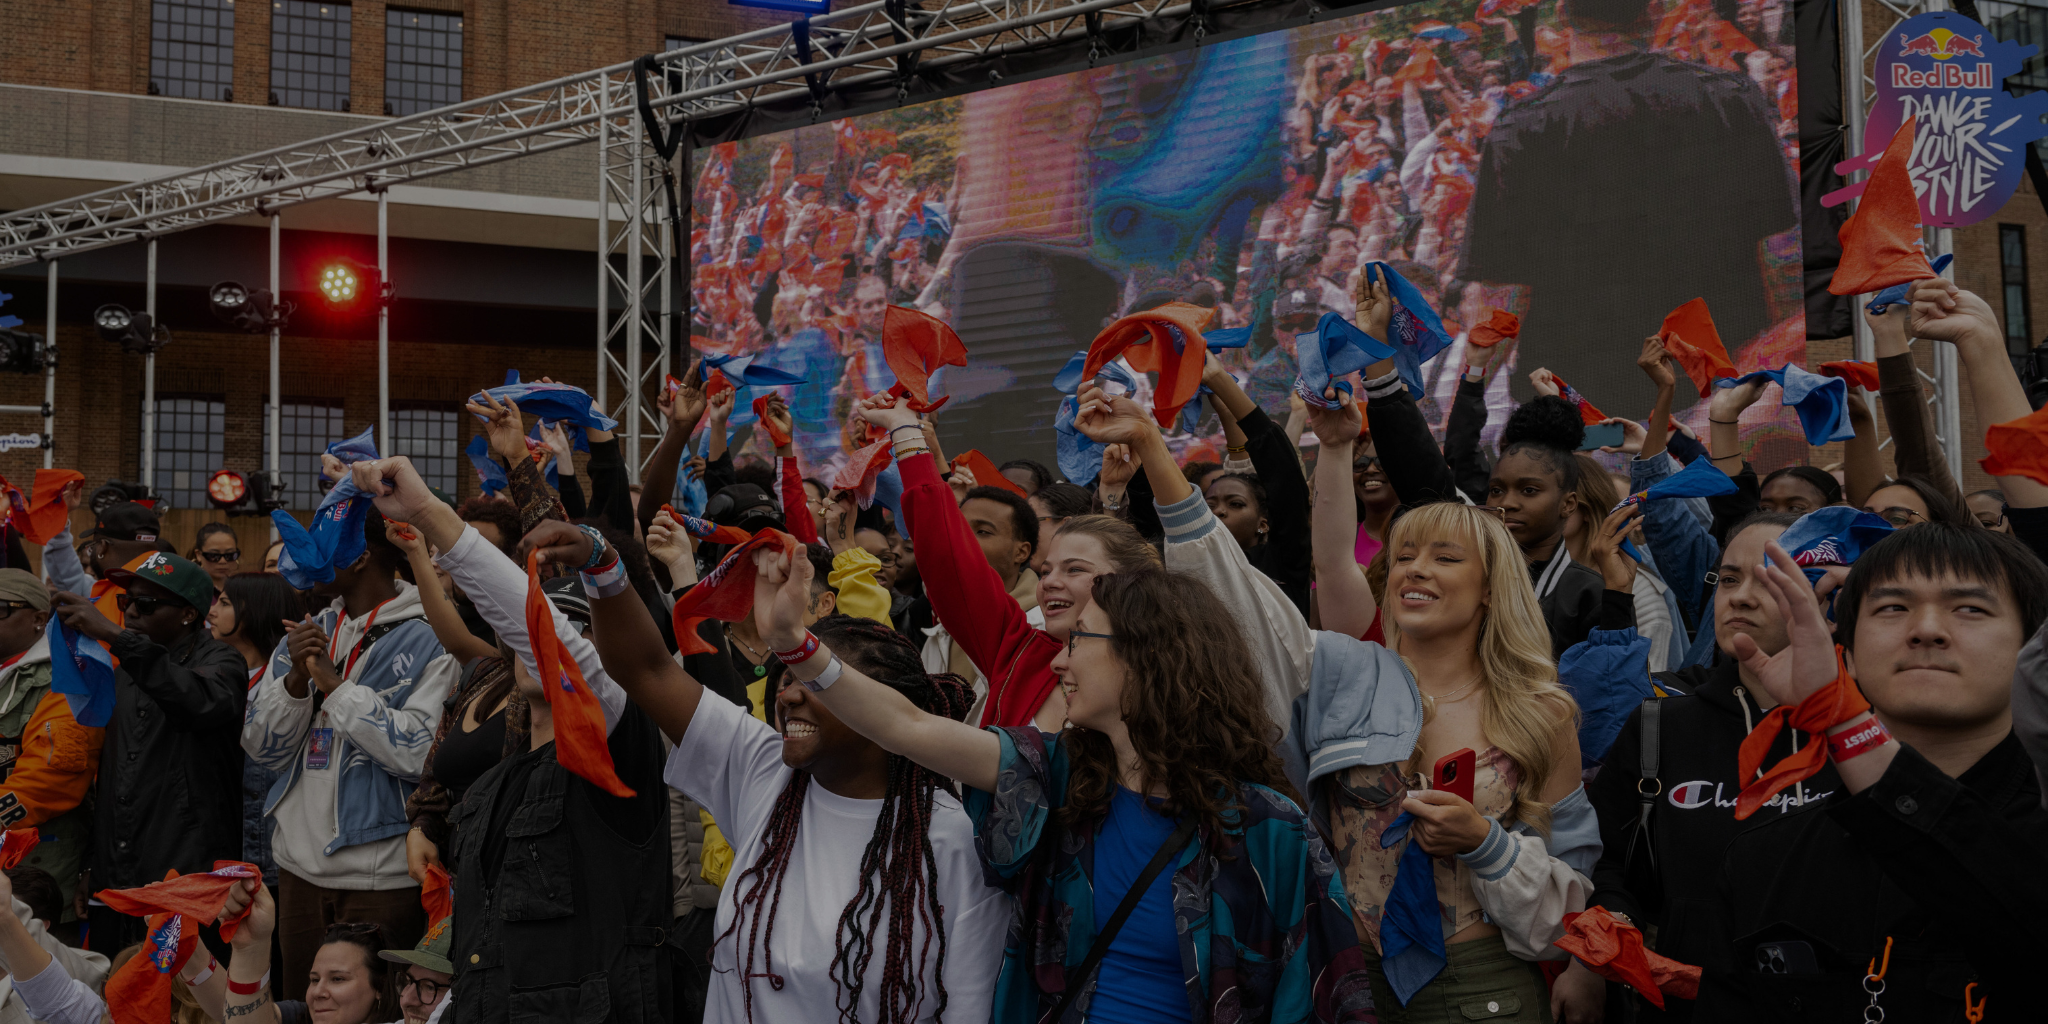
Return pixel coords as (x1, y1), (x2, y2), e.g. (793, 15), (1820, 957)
(0, 261), (2036, 1024)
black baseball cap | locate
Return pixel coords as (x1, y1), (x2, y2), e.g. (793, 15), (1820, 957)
(91, 502), (161, 542)
(540, 574), (591, 631)
(705, 484), (782, 533)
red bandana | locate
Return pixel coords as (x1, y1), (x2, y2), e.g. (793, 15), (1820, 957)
(951, 450), (1029, 498)
(1735, 648), (1869, 819)
(882, 305), (969, 413)
(0, 828), (37, 871)
(1083, 303), (1213, 428)
(1830, 118), (1936, 297)
(525, 550), (635, 797)
(1658, 298), (1737, 398)
(1981, 401), (2048, 485)
(1818, 360), (1880, 392)
(21, 470), (82, 545)
(1466, 309), (1521, 349)
(105, 876), (200, 1024)
(751, 394), (792, 447)
(670, 530), (800, 657)
(1553, 907), (1701, 1008)
(421, 862), (453, 930)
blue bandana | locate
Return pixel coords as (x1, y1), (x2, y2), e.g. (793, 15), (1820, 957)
(1376, 812), (1446, 1005)
(1292, 312), (1393, 408)
(46, 614), (114, 728)
(273, 472), (376, 591)
(1714, 365), (1856, 445)
(468, 381), (619, 433)
(701, 352), (806, 387)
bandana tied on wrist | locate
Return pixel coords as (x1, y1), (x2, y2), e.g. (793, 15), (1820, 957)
(670, 530), (800, 656)
(1658, 298), (1736, 398)
(1553, 907), (1701, 1008)
(1735, 647), (1869, 819)
(525, 549), (634, 797)
(882, 305), (969, 414)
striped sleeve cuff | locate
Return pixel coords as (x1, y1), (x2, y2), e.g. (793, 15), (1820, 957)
(1155, 486), (1218, 543)
(1364, 369), (1405, 400)
(1456, 817), (1519, 881)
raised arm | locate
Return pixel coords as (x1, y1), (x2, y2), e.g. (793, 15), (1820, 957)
(754, 542), (999, 792)
(1842, 388), (1885, 508)
(388, 522), (497, 663)
(1870, 303), (1966, 510)
(638, 362), (707, 536)
(1444, 342), (1497, 503)
(1910, 278), (2048, 508)
(1637, 335), (1677, 460)
(1307, 388), (1380, 637)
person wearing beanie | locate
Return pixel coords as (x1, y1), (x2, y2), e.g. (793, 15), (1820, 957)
(51, 551), (246, 953)
(0, 570), (101, 925)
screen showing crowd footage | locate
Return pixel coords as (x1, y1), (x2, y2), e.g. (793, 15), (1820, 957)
(689, 0), (1806, 474)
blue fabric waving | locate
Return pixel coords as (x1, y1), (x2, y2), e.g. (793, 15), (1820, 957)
(1619, 454), (1740, 508)
(1203, 325), (1253, 350)
(1293, 312), (1395, 408)
(701, 352), (806, 387)
(46, 615), (115, 728)
(325, 426), (380, 465)
(1053, 350), (1139, 395)
(1367, 262), (1455, 399)
(468, 381), (619, 432)
(1055, 394), (1105, 487)
(530, 419), (591, 454)
(273, 474), (376, 590)
(1779, 506), (1894, 571)
(1376, 812), (1446, 1005)
(1713, 365), (1855, 445)
(1558, 628), (1655, 765)
(465, 435), (507, 497)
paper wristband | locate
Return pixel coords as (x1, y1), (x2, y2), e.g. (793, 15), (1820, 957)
(1827, 716), (1892, 763)
(228, 972), (269, 996)
(580, 557), (631, 600)
(800, 655), (845, 693)
(773, 632), (820, 665)
(188, 957), (217, 986)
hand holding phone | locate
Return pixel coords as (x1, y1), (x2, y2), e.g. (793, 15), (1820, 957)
(1433, 748), (1476, 805)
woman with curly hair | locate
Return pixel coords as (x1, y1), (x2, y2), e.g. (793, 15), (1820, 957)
(582, 545), (1009, 1024)
(752, 545), (1375, 1024)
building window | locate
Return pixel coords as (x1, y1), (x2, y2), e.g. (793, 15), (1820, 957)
(2003, 224), (2032, 355)
(145, 397), (226, 510)
(271, 0), (352, 111)
(263, 400), (345, 509)
(391, 406), (459, 493)
(150, 0), (236, 101)
(385, 8), (461, 116)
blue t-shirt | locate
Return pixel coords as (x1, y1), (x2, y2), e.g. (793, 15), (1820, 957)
(1084, 786), (1193, 1023)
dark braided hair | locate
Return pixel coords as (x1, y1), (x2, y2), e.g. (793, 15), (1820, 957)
(716, 614), (974, 1024)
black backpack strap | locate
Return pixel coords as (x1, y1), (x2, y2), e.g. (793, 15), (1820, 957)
(1039, 815), (1198, 1024)
(1624, 696), (1664, 874)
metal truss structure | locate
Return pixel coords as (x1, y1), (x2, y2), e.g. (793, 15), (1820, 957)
(1843, 0), (1963, 480)
(0, 0), (1215, 478)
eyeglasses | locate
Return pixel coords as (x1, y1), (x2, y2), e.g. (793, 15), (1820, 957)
(1872, 506), (1927, 528)
(116, 594), (172, 617)
(1064, 629), (1115, 657)
(399, 974), (447, 1003)
(198, 550), (241, 564)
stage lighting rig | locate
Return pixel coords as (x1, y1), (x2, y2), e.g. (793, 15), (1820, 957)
(206, 469), (250, 511)
(94, 304), (172, 354)
(315, 259), (387, 311)
(209, 281), (293, 333)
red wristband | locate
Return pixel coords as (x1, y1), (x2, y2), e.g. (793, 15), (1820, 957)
(773, 632), (820, 666)
(227, 974), (267, 995)
(1827, 715), (1892, 763)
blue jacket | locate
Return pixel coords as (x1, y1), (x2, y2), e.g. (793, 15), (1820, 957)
(242, 584), (459, 855)
(1557, 628), (1655, 766)
(1631, 451), (1721, 669)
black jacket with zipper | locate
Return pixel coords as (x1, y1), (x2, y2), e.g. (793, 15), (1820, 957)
(1587, 657), (1841, 1023)
(1696, 733), (2045, 1023)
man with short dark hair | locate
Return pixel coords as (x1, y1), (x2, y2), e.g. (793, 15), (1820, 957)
(923, 485), (1039, 719)
(244, 516), (457, 1000)
(1699, 523), (2048, 1021)
(52, 551), (244, 953)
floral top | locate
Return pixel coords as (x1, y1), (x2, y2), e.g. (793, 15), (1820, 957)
(1324, 747), (1523, 950)
(965, 727), (1377, 1024)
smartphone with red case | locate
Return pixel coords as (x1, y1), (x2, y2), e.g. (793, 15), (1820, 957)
(1433, 748), (1477, 804)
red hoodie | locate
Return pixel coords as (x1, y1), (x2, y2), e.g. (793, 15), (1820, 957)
(898, 452), (1062, 727)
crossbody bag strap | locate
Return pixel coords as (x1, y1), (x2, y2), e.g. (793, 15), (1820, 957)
(1627, 696), (1664, 872)
(1038, 815), (1199, 1024)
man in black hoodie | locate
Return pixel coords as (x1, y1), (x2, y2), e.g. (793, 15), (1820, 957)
(1697, 523), (2048, 1022)
(1579, 511), (1835, 1020)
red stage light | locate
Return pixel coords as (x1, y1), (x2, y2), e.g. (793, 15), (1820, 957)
(207, 469), (249, 510)
(318, 263), (361, 306)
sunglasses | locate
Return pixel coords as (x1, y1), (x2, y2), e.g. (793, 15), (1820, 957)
(199, 550), (241, 564)
(0, 602), (36, 620)
(1353, 456), (1382, 472)
(1064, 629), (1115, 657)
(116, 594), (173, 617)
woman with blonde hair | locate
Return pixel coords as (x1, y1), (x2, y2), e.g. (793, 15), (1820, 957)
(1299, 384), (1624, 1023)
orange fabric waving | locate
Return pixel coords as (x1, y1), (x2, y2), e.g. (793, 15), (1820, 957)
(24, 470), (82, 546)
(1082, 303), (1213, 429)
(751, 395), (792, 447)
(1735, 649), (1869, 819)
(1658, 298), (1737, 398)
(951, 450), (1029, 498)
(0, 828), (37, 871)
(421, 862), (453, 930)
(1391, 48), (1441, 85)
(833, 437), (896, 506)
(1981, 402), (2048, 484)
(1553, 908), (1701, 1008)
(1831, 118), (1935, 297)
(1551, 374), (1608, 426)
(670, 530), (799, 657)
(1819, 360), (1881, 392)
(525, 550), (634, 797)
(882, 306), (969, 413)
(105, 882), (198, 1024)
(705, 370), (735, 400)
(98, 861), (262, 940)
(1467, 309), (1520, 349)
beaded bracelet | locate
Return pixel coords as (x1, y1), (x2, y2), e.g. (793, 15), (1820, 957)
(576, 524), (611, 570)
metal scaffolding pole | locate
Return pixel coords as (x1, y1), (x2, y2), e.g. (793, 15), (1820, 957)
(268, 214), (281, 499)
(378, 189), (390, 456)
(142, 239), (157, 495)
(42, 263), (54, 470)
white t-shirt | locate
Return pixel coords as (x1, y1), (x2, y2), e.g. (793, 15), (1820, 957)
(669, 694), (1009, 1024)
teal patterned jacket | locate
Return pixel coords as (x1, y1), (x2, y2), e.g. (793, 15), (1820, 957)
(965, 726), (1377, 1024)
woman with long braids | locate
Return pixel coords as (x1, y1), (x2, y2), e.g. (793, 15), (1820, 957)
(749, 544), (1375, 1024)
(572, 521), (1008, 1024)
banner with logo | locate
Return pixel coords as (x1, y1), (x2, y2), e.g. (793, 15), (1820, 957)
(1826, 11), (2048, 227)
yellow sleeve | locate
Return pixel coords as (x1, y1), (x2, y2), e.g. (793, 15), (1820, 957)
(828, 547), (892, 626)
(699, 809), (734, 888)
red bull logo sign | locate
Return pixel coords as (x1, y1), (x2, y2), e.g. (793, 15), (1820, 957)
(1827, 11), (2048, 228)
